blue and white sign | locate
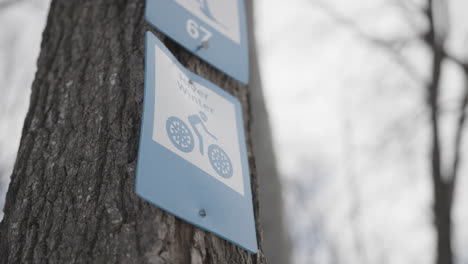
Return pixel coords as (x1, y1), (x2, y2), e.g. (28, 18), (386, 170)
(136, 32), (258, 253)
(145, 0), (249, 84)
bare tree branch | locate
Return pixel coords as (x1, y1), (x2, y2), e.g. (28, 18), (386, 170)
(425, 0), (445, 186)
(392, 0), (427, 33)
(443, 50), (468, 72)
(312, 0), (428, 84)
(440, 44), (468, 199)
(0, 0), (24, 10)
(426, 4), (468, 200)
(394, 0), (426, 12)
(449, 71), (468, 200)
(424, 1), (457, 264)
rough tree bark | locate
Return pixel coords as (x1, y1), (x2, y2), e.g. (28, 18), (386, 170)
(0, 1), (268, 263)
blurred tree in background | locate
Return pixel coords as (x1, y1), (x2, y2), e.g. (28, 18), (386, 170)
(314, 0), (468, 263)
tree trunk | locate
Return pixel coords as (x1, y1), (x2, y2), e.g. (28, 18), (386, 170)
(425, 1), (454, 263)
(0, 1), (268, 263)
(434, 186), (453, 264)
(245, 1), (291, 264)
(428, 49), (454, 264)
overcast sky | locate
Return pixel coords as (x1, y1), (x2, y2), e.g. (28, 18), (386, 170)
(0, 0), (50, 218)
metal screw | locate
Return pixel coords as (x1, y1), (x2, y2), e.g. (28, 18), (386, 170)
(197, 40), (209, 51)
(199, 209), (207, 217)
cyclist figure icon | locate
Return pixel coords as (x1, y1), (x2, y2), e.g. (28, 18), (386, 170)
(166, 111), (234, 179)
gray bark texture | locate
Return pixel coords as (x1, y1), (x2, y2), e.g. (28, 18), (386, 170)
(0, 0), (269, 263)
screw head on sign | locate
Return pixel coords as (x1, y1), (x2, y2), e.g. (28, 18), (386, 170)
(199, 209), (207, 217)
(197, 40), (209, 51)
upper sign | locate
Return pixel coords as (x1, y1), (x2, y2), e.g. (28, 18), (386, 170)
(136, 32), (258, 253)
(145, 0), (249, 84)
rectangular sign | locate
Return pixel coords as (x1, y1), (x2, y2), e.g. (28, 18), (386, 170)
(145, 0), (249, 84)
(136, 31), (258, 253)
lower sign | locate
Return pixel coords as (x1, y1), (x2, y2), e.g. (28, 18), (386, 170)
(136, 31), (258, 253)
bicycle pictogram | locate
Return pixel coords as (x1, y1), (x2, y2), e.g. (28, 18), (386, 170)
(166, 111), (233, 179)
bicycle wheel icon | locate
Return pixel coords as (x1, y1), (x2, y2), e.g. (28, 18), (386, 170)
(208, 144), (233, 179)
(166, 116), (195, 153)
